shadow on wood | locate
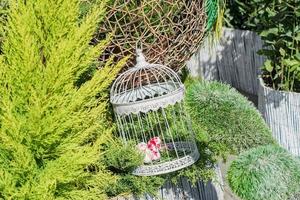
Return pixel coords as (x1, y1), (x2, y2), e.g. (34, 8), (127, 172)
(258, 78), (300, 156)
(113, 166), (224, 200)
(187, 28), (266, 96)
(114, 178), (220, 200)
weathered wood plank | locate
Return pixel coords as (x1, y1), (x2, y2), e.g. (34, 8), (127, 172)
(113, 166), (224, 200)
(187, 28), (265, 95)
(258, 78), (300, 156)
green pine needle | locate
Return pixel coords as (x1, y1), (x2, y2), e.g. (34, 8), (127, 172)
(0, 0), (126, 199)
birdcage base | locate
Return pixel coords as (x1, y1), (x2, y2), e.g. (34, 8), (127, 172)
(132, 142), (200, 176)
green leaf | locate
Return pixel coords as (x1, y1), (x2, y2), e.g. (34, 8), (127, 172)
(264, 60), (274, 72)
(294, 53), (300, 61)
(282, 59), (299, 67)
(279, 48), (286, 56)
(266, 7), (276, 17)
(290, 65), (298, 72)
(294, 33), (300, 41)
(257, 49), (276, 57)
(260, 28), (278, 37)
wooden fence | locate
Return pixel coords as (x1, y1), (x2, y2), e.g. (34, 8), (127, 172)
(113, 166), (224, 200)
(187, 28), (265, 96)
(258, 78), (300, 156)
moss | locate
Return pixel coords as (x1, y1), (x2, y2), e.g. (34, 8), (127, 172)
(228, 145), (300, 200)
(185, 80), (275, 155)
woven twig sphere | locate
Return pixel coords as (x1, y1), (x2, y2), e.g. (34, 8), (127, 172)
(98, 0), (207, 71)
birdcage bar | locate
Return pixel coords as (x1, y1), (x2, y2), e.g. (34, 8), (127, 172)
(170, 105), (188, 157)
(152, 110), (171, 160)
(110, 49), (199, 176)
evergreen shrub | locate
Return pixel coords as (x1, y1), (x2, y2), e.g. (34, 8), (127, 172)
(185, 80), (275, 155)
(228, 145), (300, 200)
(0, 0), (127, 199)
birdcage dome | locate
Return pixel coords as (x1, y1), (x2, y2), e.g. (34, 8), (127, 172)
(111, 50), (184, 116)
(110, 50), (199, 176)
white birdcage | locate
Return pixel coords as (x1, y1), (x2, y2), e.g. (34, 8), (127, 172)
(110, 49), (199, 176)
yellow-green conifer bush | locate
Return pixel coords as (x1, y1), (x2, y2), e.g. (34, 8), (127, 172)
(0, 0), (126, 199)
(0, 0), (8, 48)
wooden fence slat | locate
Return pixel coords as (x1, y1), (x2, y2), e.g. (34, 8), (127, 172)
(187, 28), (265, 96)
(113, 166), (224, 200)
(258, 78), (300, 156)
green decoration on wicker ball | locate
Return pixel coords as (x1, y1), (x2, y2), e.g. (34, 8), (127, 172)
(228, 145), (300, 200)
(205, 0), (219, 31)
(185, 80), (275, 154)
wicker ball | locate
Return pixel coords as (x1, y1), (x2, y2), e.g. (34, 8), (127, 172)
(98, 0), (207, 71)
